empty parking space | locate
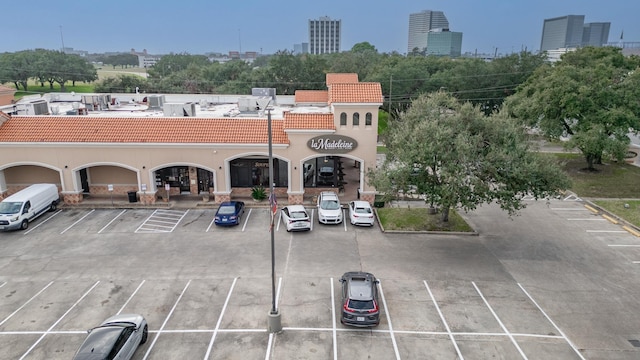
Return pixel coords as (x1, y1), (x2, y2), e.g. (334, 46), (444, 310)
(0, 277), (586, 359)
(136, 209), (190, 233)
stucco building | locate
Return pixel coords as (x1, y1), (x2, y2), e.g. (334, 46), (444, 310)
(0, 73), (382, 206)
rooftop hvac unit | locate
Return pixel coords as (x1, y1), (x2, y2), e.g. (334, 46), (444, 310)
(82, 94), (111, 111)
(32, 100), (49, 115)
(163, 102), (196, 117)
(238, 97), (252, 112)
(148, 95), (165, 110)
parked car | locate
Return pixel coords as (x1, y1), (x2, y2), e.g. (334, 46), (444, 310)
(214, 201), (245, 226)
(281, 205), (311, 232)
(317, 166), (334, 185)
(317, 191), (343, 224)
(72, 314), (148, 360)
(339, 272), (380, 327)
(348, 200), (375, 226)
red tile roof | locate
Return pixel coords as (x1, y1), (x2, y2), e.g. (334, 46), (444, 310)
(328, 83), (383, 104)
(284, 113), (335, 130)
(0, 117), (290, 144)
(326, 73), (359, 85)
(294, 90), (329, 103)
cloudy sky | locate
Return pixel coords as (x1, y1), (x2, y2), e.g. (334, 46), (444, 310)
(1, 0), (636, 55)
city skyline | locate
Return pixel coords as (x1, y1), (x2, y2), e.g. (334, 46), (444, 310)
(1, 0), (637, 56)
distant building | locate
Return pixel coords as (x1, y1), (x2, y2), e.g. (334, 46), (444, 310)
(309, 16), (341, 54)
(294, 43), (309, 55)
(131, 48), (160, 68)
(540, 15), (610, 52)
(62, 47), (88, 57)
(408, 10), (449, 53)
(425, 29), (462, 57)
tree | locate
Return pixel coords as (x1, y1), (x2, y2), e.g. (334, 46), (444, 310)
(505, 46), (640, 170)
(369, 91), (570, 222)
(351, 42), (377, 53)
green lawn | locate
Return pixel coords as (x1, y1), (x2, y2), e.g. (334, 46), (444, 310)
(558, 153), (640, 198)
(377, 207), (473, 232)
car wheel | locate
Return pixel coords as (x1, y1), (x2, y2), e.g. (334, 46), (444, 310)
(20, 219), (28, 230)
(49, 202), (57, 211)
(286, 228), (291, 232)
(140, 324), (148, 344)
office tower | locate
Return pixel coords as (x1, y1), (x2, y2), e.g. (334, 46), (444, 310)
(582, 22), (611, 47)
(540, 15), (585, 51)
(309, 16), (341, 54)
(425, 29), (463, 57)
(408, 10), (449, 53)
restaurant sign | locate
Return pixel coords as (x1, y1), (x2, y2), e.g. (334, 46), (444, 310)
(307, 135), (358, 154)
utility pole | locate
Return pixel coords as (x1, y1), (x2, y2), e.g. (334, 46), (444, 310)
(267, 107), (282, 333)
(59, 25), (65, 53)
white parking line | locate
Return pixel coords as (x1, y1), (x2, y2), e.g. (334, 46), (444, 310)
(143, 280), (191, 360)
(550, 208), (589, 211)
(19, 281), (100, 360)
(117, 280), (146, 315)
(342, 209), (347, 231)
(24, 209), (62, 235)
(608, 244), (640, 247)
(378, 280), (401, 360)
(567, 218), (606, 221)
(518, 283), (586, 360)
(204, 278), (237, 360)
(473, 281), (528, 360)
(0, 281), (54, 327)
(98, 209), (127, 233)
(310, 209), (315, 231)
(242, 208), (252, 232)
(60, 209), (96, 234)
(136, 209), (188, 233)
(586, 230), (628, 233)
(331, 277), (337, 360)
(424, 280), (463, 359)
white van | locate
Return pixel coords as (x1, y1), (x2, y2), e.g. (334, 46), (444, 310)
(0, 184), (60, 231)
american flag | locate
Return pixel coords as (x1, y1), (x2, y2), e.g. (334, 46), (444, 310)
(269, 192), (277, 231)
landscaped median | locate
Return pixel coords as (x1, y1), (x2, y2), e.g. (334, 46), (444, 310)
(374, 204), (477, 235)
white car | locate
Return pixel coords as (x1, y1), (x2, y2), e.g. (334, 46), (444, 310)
(317, 191), (343, 224)
(348, 200), (375, 226)
(281, 205), (311, 232)
(72, 314), (148, 360)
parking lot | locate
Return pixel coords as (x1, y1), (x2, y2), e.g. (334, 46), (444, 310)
(2, 199), (640, 359)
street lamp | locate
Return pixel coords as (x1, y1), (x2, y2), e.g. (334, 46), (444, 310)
(266, 107), (282, 333)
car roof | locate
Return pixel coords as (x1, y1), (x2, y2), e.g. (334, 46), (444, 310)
(320, 192), (338, 199)
(75, 326), (124, 359)
(285, 205), (306, 212)
(343, 272), (376, 300)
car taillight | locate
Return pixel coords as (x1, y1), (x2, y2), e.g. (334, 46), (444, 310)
(367, 300), (379, 313)
(343, 301), (355, 313)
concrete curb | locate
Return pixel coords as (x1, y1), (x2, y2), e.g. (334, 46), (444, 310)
(582, 198), (640, 237)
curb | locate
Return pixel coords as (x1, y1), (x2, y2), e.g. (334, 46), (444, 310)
(374, 208), (478, 236)
(583, 199), (640, 237)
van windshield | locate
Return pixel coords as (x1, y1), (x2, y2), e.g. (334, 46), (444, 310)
(0, 202), (23, 214)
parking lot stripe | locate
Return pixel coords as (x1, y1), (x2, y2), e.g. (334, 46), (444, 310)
(567, 218), (606, 221)
(423, 280), (464, 360)
(0, 281), (53, 327)
(117, 280), (146, 315)
(143, 280), (191, 360)
(331, 277), (338, 360)
(586, 230), (628, 233)
(60, 209), (96, 234)
(378, 280), (401, 360)
(204, 277), (237, 360)
(518, 283), (586, 360)
(342, 209), (347, 231)
(18, 280), (100, 360)
(473, 282), (528, 360)
(98, 209), (127, 233)
(310, 209), (315, 231)
(608, 244), (640, 247)
(242, 209), (252, 232)
(24, 209), (62, 235)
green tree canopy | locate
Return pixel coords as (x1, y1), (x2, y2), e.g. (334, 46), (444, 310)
(505, 46), (640, 170)
(369, 91), (570, 221)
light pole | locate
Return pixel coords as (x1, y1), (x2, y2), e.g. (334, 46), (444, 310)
(267, 107), (282, 333)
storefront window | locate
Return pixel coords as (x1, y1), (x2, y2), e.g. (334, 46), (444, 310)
(230, 158), (288, 187)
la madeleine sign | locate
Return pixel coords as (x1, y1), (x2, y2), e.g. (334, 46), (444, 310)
(307, 135), (358, 154)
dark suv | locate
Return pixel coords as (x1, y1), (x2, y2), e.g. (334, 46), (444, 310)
(339, 271), (380, 327)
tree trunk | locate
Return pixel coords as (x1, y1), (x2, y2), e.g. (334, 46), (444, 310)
(20, 81), (28, 91)
(49, 81), (54, 89)
(586, 154), (596, 171)
(440, 206), (450, 222)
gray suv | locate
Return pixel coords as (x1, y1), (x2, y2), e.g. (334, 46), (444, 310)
(339, 271), (380, 327)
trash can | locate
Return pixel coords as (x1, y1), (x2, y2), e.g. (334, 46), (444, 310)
(127, 191), (137, 203)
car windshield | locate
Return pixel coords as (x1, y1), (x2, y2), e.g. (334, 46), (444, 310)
(320, 200), (340, 210)
(348, 299), (375, 310)
(218, 205), (236, 215)
(290, 211), (308, 219)
(355, 207), (372, 214)
(75, 326), (123, 358)
(0, 202), (22, 214)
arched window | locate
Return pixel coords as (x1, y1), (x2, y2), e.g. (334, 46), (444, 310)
(365, 112), (372, 126)
(340, 112), (347, 126)
(353, 112), (360, 126)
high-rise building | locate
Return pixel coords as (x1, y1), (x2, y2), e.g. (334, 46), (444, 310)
(425, 29), (463, 57)
(583, 22), (611, 47)
(540, 15), (610, 51)
(408, 10), (449, 53)
(309, 16), (341, 54)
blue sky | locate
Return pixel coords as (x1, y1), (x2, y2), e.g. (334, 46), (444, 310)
(1, 0), (636, 56)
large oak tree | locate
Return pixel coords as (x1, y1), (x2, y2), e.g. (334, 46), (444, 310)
(369, 91), (570, 221)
